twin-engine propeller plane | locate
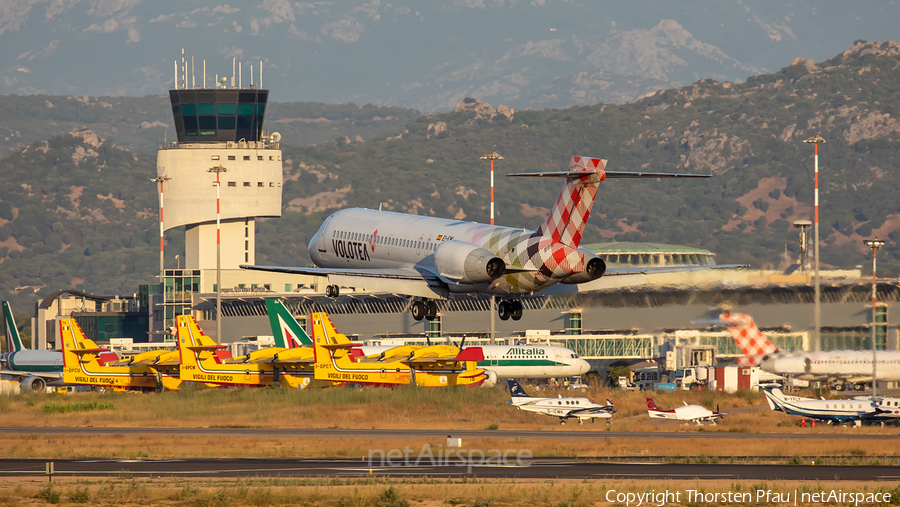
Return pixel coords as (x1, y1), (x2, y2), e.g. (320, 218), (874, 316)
(646, 398), (724, 425)
(506, 379), (616, 424)
(243, 156), (743, 321)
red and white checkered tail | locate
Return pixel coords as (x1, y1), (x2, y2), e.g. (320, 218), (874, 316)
(537, 156), (606, 247)
(721, 313), (778, 366)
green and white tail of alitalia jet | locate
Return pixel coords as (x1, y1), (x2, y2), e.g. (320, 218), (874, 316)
(3, 301), (25, 353)
(264, 298), (313, 348)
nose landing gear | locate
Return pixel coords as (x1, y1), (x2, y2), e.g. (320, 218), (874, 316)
(498, 300), (523, 321)
(411, 300), (438, 321)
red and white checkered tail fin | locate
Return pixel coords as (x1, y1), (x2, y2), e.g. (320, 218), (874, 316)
(721, 313), (778, 366)
(507, 156), (709, 248)
(537, 156), (606, 248)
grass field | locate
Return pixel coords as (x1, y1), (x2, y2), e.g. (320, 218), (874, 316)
(0, 383), (889, 433)
(2, 476), (899, 507)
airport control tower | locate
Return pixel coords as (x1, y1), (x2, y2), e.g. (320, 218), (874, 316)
(157, 87), (282, 271)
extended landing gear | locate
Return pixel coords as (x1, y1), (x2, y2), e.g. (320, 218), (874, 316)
(325, 284), (340, 298)
(498, 300), (523, 321)
(411, 300), (438, 321)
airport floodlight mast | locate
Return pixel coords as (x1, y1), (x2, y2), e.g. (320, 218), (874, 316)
(803, 134), (825, 350)
(209, 165), (227, 342)
(151, 175), (172, 279)
(864, 238), (885, 397)
(480, 151), (503, 345)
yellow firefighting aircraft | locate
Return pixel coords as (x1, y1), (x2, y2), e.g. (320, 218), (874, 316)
(176, 313), (334, 388)
(310, 312), (487, 387)
(61, 319), (174, 392)
(105, 349), (186, 391)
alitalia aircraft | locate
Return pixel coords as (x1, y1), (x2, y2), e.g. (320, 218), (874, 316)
(244, 156), (743, 321)
(0, 301), (63, 392)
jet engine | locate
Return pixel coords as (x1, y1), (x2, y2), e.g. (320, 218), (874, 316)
(433, 240), (505, 284)
(481, 369), (499, 388)
(19, 376), (47, 393)
(561, 250), (606, 284)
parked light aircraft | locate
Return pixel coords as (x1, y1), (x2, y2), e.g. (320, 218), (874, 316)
(506, 379), (615, 424)
(0, 301), (63, 392)
(61, 318), (172, 392)
(717, 312), (900, 389)
(758, 383), (891, 425)
(177, 313), (332, 389)
(646, 398), (723, 425)
(244, 156), (743, 321)
(311, 312), (488, 387)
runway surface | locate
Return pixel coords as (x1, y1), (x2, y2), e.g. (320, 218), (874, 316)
(0, 458), (897, 480)
(1, 427), (897, 440)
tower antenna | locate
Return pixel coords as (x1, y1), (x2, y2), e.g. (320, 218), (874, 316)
(231, 58), (235, 88)
(250, 64), (253, 89)
(203, 60), (206, 89)
(181, 45), (185, 90)
(174, 61), (178, 89)
(239, 61), (242, 89)
(191, 53), (195, 89)
(260, 60), (263, 88)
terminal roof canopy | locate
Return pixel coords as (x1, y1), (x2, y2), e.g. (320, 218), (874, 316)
(583, 242), (715, 267)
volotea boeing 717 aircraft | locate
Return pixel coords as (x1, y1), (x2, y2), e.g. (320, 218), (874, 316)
(243, 156), (743, 321)
(714, 312), (900, 389)
(506, 379), (616, 424)
(311, 312), (488, 387)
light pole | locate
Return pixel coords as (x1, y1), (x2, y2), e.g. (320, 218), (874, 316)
(803, 134), (825, 350)
(480, 151), (503, 346)
(208, 165), (227, 343)
(480, 151), (504, 226)
(151, 175), (171, 280)
(864, 238), (884, 397)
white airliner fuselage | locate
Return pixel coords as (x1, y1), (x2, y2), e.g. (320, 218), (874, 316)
(760, 350), (900, 383)
(309, 208), (585, 297)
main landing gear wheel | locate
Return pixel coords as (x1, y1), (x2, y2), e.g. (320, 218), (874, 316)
(412, 300), (438, 321)
(411, 301), (426, 321)
(325, 284), (340, 298)
(498, 300), (524, 321)
(424, 301), (438, 321)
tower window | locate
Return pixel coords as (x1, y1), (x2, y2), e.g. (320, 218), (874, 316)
(227, 182), (236, 187)
(228, 155), (236, 161)
(211, 155), (220, 160)
(243, 182), (250, 187)
(258, 182), (263, 187)
(258, 156), (263, 160)
(243, 156), (250, 161)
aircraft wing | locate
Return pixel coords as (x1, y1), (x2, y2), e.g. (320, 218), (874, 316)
(604, 264), (749, 276)
(272, 357), (314, 364)
(0, 369), (62, 380)
(240, 265), (448, 299)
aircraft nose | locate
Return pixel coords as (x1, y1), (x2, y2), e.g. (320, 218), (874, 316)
(308, 232), (323, 264)
(576, 358), (591, 374)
